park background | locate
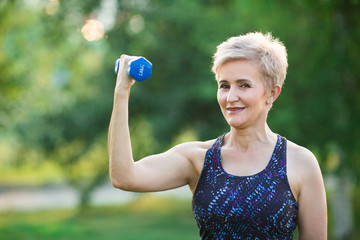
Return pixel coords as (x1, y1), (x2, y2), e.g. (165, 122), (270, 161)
(0, 0), (359, 239)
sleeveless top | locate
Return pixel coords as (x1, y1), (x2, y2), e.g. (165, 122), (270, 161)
(192, 133), (298, 239)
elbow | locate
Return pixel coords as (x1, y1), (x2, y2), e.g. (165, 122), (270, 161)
(109, 161), (137, 191)
(110, 173), (134, 191)
(110, 176), (122, 189)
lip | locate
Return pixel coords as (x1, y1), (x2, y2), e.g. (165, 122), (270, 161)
(226, 107), (246, 113)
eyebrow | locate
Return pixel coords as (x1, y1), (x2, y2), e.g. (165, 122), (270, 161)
(218, 79), (251, 84)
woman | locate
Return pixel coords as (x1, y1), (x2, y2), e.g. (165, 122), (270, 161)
(108, 32), (327, 239)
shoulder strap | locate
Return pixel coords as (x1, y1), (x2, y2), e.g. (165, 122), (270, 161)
(268, 135), (287, 175)
(203, 133), (226, 166)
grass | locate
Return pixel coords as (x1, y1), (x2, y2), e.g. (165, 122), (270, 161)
(0, 195), (199, 240)
(2, 192), (359, 240)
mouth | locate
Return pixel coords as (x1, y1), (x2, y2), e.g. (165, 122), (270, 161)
(226, 107), (246, 114)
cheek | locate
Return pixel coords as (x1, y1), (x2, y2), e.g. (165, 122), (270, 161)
(216, 90), (221, 101)
(217, 91), (225, 106)
(247, 90), (266, 102)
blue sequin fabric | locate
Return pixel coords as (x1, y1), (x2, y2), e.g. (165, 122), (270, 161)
(192, 133), (298, 239)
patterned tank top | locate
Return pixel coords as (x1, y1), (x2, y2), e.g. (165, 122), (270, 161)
(192, 133), (298, 239)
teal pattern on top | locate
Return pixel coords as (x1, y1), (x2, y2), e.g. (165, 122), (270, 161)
(192, 133), (298, 239)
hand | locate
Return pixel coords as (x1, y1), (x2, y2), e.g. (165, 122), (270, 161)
(114, 54), (137, 94)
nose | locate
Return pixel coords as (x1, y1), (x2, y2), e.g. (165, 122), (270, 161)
(226, 87), (239, 103)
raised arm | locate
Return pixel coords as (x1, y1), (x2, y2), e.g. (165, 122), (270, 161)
(108, 54), (135, 190)
(108, 55), (204, 192)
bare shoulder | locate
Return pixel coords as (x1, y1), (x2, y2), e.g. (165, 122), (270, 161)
(286, 139), (324, 201)
(286, 139), (320, 175)
(169, 139), (216, 161)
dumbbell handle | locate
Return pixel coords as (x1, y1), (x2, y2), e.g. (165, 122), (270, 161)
(115, 57), (152, 82)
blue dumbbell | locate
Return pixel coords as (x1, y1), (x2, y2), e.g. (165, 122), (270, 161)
(115, 57), (152, 82)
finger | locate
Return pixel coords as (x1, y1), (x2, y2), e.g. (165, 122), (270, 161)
(115, 55), (136, 88)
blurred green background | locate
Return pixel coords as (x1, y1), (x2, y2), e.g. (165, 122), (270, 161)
(0, 0), (359, 239)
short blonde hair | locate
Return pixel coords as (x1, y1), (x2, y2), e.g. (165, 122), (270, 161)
(212, 32), (288, 90)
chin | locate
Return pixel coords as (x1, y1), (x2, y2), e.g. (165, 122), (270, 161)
(226, 118), (247, 129)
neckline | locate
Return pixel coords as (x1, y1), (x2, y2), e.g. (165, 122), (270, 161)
(217, 133), (281, 179)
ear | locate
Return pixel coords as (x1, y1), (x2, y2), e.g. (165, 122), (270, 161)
(266, 85), (282, 104)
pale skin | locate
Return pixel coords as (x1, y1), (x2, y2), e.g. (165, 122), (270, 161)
(108, 55), (327, 239)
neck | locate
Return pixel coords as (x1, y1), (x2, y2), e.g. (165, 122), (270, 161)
(226, 124), (276, 150)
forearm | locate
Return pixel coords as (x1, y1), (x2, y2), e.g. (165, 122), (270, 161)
(108, 89), (135, 189)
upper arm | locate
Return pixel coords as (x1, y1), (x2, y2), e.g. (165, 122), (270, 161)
(117, 141), (206, 192)
(292, 147), (327, 239)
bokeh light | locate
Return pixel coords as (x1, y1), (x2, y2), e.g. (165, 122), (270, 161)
(81, 19), (105, 41)
(129, 14), (145, 34)
(46, 0), (59, 15)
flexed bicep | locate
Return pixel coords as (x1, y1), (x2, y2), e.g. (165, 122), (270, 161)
(112, 142), (205, 192)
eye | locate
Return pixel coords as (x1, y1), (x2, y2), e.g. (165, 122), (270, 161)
(219, 84), (230, 89)
(240, 83), (251, 88)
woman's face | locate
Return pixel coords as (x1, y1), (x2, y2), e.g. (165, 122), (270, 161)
(217, 59), (273, 129)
